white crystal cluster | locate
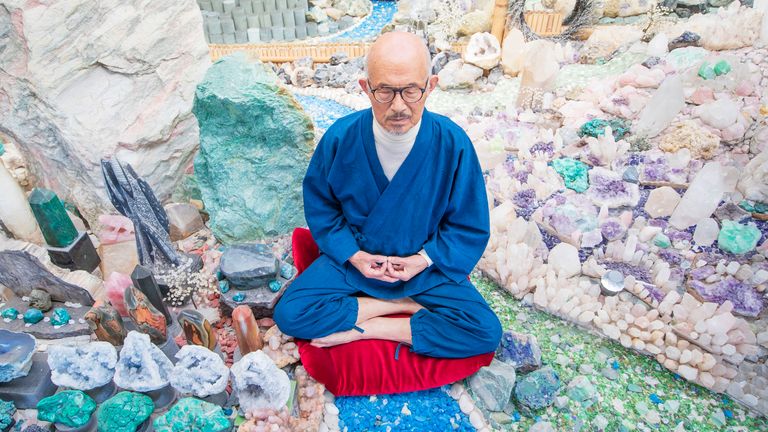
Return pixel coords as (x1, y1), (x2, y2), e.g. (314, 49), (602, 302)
(48, 342), (117, 390)
(231, 350), (291, 414)
(114, 331), (174, 392)
(170, 345), (230, 397)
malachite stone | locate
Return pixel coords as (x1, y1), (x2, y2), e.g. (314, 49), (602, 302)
(23, 308), (43, 324)
(0, 399), (14, 431)
(37, 390), (96, 428)
(552, 158), (590, 193)
(739, 200), (768, 214)
(50, 308), (71, 326)
(697, 62), (716, 80)
(233, 292), (246, 303)
(268, 280), (282, 293)
(28, 188), (78, 248)
(97, 392), (153, 432)
(653, 233), (671, 249)
(1, 308), (18, 320)
(153, 398), (231, 432)
(713, 60), (732, 76)
(577, 119), (629, 140)
(219, 280), (230, 293)
(717, 220), (761, 255)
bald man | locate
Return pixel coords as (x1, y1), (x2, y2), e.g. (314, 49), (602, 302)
(274, 32), (502, 359)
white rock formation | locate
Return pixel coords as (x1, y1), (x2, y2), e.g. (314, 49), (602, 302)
(0, 0), (211, 227)
(501, 28), (526, 77)
(0, 163), (42, 243)
(464, 32), (501, 70)
(114, 331), (174, 392)
(231, 350), (291, 414)
(48, 342), (118, 390)
(736, 150), (768, 204)
(170, 345), (230, 398)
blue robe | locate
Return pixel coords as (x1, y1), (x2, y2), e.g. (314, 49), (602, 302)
(274, 108), (501, 358)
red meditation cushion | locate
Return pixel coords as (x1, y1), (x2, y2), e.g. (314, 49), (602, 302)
(290, 228), (494, 396)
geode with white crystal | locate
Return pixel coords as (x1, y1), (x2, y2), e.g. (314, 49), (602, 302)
(48, 342), (117, 390)
(170, 345), (229, 398)
(586, 167), (639, 208)
(230, 350), (290, 413)
(113, 331), (173, 392)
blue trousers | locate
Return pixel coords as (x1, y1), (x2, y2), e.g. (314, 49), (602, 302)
(274, 255), (502, 359)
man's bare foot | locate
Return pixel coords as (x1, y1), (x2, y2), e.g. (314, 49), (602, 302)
(310, 328), (365, 348)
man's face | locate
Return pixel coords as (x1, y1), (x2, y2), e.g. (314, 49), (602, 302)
(359, 64), (438, 135)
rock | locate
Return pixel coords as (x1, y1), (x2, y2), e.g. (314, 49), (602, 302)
(0, 163), (42, 244)
(694, 98), (740, 130)
(333, 0), (370, 17)
(566, 376), (598, 407)
(644, 187), (681, 218)
(220, 244), (278, 289)
(604, 0), (655, 17)
(28, 289), (52, 313)
(669, 162), (739, 230)
(0, 330), (35, 383)
(717, 220), (761, 255)
(552, 158), (590, 193)
(0, 251), (95, 306)
(231, 350), (291, 414)
(668, 31), (701, 51)
(36, 390), (96, 428)
(457, 9), (492, 36)
(50, 308), (70, 326)
(104, 272), (132, 317)
(580, 26), (643, 64)
(193, 53), (313, 243)
(0, 400), (14, 431)
(22, 309), (43, 325)
(164, 204), (204, 242)
(647, 33), (669, 57)
(547, 243), (581, 278)
(669, 3), (762, 50)
(0, 0), (210, 227)
(97, 391), (153, 432)
(659, 121), (720, 159)
(47, 342), (117, 391)
(28, 188), (79, 248)
(501, 28), (526, 76)
(586, 167), (640, 208)
(437, 59), (483, 90)
(170, 345), (229, 398)
(124, 286), (167, 345)
(529, 421), (556, 432)
(464, 32), (501, 70)
(324, 7), (344, 20)
(736, 150), (768, 204)
(153, 397), (231, 432)
(84, 305), (128, 346)
(496, 331), (543, 373)
(431, 51), (462, 75)
(468, 359), (517, 411)
(114, 331), (174, 392)
(634, 75), (685, 138)
(514, 367), (561, 412)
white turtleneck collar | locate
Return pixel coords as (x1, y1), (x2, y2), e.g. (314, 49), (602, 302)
(372, 117), (422, 181)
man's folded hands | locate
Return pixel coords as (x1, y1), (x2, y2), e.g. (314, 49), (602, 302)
(349, 250), (429, 283)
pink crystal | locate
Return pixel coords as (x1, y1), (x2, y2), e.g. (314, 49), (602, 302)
(104, 272), (133, 316)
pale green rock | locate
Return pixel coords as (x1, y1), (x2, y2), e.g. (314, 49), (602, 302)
(653, 233), (671, 249)
(717, 220), (761, 255)
(37, 390), (96, 427)
(193, 53), (314, 243)
(552, 158), (590, 193)
(153, 398), (230, 432)
(97, 391), (153, 432)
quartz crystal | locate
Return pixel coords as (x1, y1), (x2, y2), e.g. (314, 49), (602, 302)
(669, 162), (738, 230)
(113, 331), (173, 392)
(48, 342), (117, 390)
(170, 345), (229, 398)
(644, 187), (681, 218)
(693, 218), (720, 247)
(633, 75), (685, 138)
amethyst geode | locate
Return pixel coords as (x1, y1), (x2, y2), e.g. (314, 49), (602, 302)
(690, 277), (764, 317)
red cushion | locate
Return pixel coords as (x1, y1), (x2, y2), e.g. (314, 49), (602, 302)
(290, 228), (493, 396)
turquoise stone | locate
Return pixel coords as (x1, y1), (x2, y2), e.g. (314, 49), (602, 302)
(653, 233), (671, 249)
(23, 308), (43, 324)
(219, 280), (230, 294)
(97, 392), (153, 432)
(37, 390), (96, 428)
(1, 308), (18, 320)
(698, 62), (716, 80)
(153, 398), (231, 432)
(0, 142), (4, 156)
(717, 220), (761, 255)
(279, 263), (295, 279)
(0, 400), (14, 431)
(50, 308), (71, 326)
(739, 200), (768, 214)
(193, 53), (314, 243)
(578, 119), (629, 140)
(713, 60), (731, 76)
(268, 280), (282, 293)
(552, 158), (590, 193)
(28, 188), (79, 248)
(233, 292), (246, 303)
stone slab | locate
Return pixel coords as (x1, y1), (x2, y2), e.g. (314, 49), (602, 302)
(0, 250), (95, 306)
(47, 231), (100, 273)
(0, 353), (58, 409)
(0, 298), (90, 339)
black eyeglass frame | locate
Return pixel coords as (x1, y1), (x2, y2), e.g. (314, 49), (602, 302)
(366, 79), (430, 104)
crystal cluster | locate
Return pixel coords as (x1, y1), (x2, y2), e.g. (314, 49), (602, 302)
(48, 342), (117, 390)
(113, 331), (173, 392)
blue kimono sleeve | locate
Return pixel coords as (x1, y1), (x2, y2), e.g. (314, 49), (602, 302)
(303, 139), (361, 266)
(422, 145), (490, 283)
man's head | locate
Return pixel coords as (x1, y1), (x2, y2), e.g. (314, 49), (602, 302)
(359, 32), (438, 135)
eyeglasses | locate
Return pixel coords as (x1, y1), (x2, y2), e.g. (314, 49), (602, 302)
(367, 80), (429, 104)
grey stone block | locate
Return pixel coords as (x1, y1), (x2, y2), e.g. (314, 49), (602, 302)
(271, 26), (285, 41)
(307, 21), (318, 37)
(232, 6), (246, 17)
(295, 24), (307, 39)
(47, 230), (100, 273)
(282, 10), (295, 27)
(247, 28), (261, 42)
(260, 27), (272, 41)
(253, 0), (265, 13)
(209, 33), (224, 43)
(276, 0), (287, 10)
(199, 1), (213, 11)
(328, 21), (338, 33)
(284, 26), (296, 41)
(234, 15), (248, 31)
(247, 14), (260, 27)
(212, 0), (224, 12)
(0, 353), (57, 409)
(207, 18), (223, 34)
(294, 8), (306, 26)
(264, 0), (276, 12)
(243, 0), (253, 13)
(221, 17), (236, 32)
(223, 0), (236, 13)
(270, 11), (283, 26)
(287, 0), (298, 7)
(235, 30), (248, 43)
(223, 33), (236, 43)
(259, 14), (272, 27)
(298, 0), (308, 9)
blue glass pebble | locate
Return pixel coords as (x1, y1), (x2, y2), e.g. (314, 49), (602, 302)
(724, 409), (733, 418)
(233, 292), (246, 303)
(649, 394), (663, 404)
(513, 412), (521, 422)
(612, 360), (620, 370)
(268, 280), (282, 293)
(219, 280), (230, 293)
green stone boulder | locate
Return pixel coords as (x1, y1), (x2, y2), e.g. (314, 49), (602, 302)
(717, 220), (761, 255)
(37, 390), (96, 428)
(97, 391), (153, 432)
(153, 398), (231, 432)
(193, 53), (314, 243)
(552, 158), (590, 193)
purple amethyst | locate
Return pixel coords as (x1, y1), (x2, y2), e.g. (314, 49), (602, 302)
(600, 220), (627, 241)
(496, 331), (542, 373)
(690, 266), (715, 280)
(690, 277), (765, 317)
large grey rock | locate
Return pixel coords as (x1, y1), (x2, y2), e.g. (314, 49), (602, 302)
(0, 251), (95, 305)
(469, 359), (517, 411)
(0, 0), (211, 227)
(220, 244), (278, 289)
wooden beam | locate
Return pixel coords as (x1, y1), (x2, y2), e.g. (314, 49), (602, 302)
(490, 0), (510, 43)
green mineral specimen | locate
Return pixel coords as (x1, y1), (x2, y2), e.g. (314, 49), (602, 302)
(1, 308), (18, 320)
(153, 398), (231, 432)
(37, 390), (96, 428)
(193, 53), (314, 243)
(653, 233), (671, 249)
(552, 158), (590, 193)
(739, 200), (768, 214)
(578, 119), (629, 140)
(713, 60), (731, 76)
(28, 188), (78, 248)
(0, 400), (14, 431)
(0, 142), (4, 157)
(23, 308), (43, 324)
(697, 62), (716, 80)
(717, 220), (761, 255)
(50, 308), (71, 326)
(97, 392), (153, 432)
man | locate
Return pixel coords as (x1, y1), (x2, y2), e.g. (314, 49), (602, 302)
(274, 32), (501, 359)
